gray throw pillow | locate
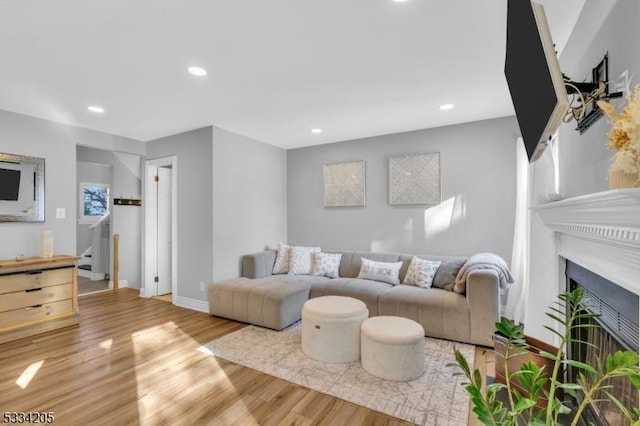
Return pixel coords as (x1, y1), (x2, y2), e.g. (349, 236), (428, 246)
(432, 259), (466, 291)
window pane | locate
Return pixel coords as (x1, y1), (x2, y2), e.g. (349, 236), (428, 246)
(83, 185), (109, 216)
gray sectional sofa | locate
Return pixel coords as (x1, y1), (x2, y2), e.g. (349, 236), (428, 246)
(209, 250), (501, 347)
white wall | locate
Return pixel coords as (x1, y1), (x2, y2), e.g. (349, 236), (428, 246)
(287, 117), (520, 261)
(212, 127), (288, 281)
(558, 0), (639, 198)
(0, 109), (144, 261)
(525, 0), (640, 343)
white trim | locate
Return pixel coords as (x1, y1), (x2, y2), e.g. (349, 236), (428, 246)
(143, 156), (178, 300)
(174, 296), (209, 313)
(109, 279), (129, 288)
(78, 268), (108, 281)
(534, 188), (640, 296)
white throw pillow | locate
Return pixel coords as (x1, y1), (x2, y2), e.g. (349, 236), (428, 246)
(357, 258), (402, 285)
(403, 257), (442, 288)
(272, 242), (291, 274)
(311, 252), (342, 278)
(288, 246), (321, 275)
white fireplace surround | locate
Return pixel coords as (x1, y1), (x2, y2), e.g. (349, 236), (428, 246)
(535, 188), (640, 299)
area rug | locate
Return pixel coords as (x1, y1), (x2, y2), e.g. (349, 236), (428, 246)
(198, 322), (474, 425)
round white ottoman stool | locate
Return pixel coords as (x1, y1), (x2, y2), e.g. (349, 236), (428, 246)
(301, 295), (369, 363)
(361, 316), (426, 381)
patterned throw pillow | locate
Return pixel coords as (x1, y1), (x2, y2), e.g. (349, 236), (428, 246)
(311, 252), (342, 278)
(403, 256), (442, 288)
(272, 242), (291, 274)
(288, 246), (321, 275)
(357, 258), (403, 285)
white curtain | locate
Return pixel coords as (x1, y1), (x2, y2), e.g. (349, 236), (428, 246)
(505, 138), (530, 324)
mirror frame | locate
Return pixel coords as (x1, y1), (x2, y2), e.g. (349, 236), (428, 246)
(0, 153), (45, 223)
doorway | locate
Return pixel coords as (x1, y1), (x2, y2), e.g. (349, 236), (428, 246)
(76, 150), (113, 296)
(144, 156), (177, 301)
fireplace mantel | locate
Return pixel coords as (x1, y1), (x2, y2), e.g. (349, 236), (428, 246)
(534, 188), (640, 296)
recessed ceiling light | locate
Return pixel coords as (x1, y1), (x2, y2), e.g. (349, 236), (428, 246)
(188, 66), (207, 76)
(310, 128), (322, 134)
(439, 103), (455, 111)
(393, 0), (409, 3)
(87, 106), (105, 113)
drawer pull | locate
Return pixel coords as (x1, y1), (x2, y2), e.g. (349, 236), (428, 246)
(25, 304), (43, 310)
(26, 287), (43, 293)
(25, 270), (43, 276)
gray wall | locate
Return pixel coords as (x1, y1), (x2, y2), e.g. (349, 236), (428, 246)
(76, 146), (142, 287)
(212, 127), (288, 281)
(145, 127), (214, 301)
(525, 0), (640, 342)
(0, 109), (144, 261)
(145, 125), (288, 299)
(287, 117), (520, 261)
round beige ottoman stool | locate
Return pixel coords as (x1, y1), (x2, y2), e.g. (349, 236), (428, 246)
(361, 316), (426, 381)
(301, 296), (369, 363)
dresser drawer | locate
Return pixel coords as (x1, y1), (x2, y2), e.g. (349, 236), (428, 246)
(0, 299), (73, 330)
(0, 268), (73, 294)
(0, 284), (73, 312)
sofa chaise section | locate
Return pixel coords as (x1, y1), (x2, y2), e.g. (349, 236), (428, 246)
(209, 277), (312, 330)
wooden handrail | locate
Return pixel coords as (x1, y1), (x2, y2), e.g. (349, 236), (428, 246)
(113, 234), (120, 292)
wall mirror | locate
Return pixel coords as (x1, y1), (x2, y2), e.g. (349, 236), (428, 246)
(0, 153), (45, 222)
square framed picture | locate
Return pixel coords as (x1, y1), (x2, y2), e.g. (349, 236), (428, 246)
(389, 152), (440, 205)
(323, 160), (365, 207)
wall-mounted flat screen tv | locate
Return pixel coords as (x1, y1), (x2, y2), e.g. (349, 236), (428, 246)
(0, 168), (21, 201)
(505, 0), (569, 161)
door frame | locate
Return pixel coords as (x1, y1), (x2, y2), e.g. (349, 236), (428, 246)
(143, 156), (178, 299)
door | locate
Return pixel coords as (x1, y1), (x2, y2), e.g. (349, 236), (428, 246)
(144, 156), (177, 299)
(156, 166), (172, 295)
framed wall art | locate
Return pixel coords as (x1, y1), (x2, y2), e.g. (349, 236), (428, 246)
(389, 152), (440, 205)
(0, 152), (45, 222)
(323, 160), (365, 207)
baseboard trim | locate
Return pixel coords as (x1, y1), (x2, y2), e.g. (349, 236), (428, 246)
(78, 269), (108, 281)
(109, 279), (129, 289)
(174, 296), (209, 313)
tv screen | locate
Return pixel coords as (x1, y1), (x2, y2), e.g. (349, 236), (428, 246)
(504, 0), (569, 161)
(0, 168), (21, 201)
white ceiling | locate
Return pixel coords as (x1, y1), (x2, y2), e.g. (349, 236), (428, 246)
(0, 0), (585, 150)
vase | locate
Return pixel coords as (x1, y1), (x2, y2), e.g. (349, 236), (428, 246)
(608, 146), (640, 189)
(40, 230), (54, 258)
(608, 164), (640, 189)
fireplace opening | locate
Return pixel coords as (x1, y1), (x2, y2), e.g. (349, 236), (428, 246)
(566, 261), (639, 426)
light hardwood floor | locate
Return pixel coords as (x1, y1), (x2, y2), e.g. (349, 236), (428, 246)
(0, 289), (491, 425)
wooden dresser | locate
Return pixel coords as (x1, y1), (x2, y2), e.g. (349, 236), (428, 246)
(0, 255), (79, 344)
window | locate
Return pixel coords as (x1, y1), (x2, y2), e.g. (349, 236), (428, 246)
(79, 182), (109, 223)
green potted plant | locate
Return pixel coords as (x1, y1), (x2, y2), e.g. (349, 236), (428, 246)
(449, 288), (640, 425)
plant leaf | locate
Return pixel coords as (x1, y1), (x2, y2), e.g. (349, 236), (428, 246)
(542, 325), (564, 339)
(564, 359), (598, 375)
(545, 313), (566, 324)
(538, 350), (559, 361)
(514, 398), (537, 412)
(558, 383), (584, 390)
(605, 391), (634, 421)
